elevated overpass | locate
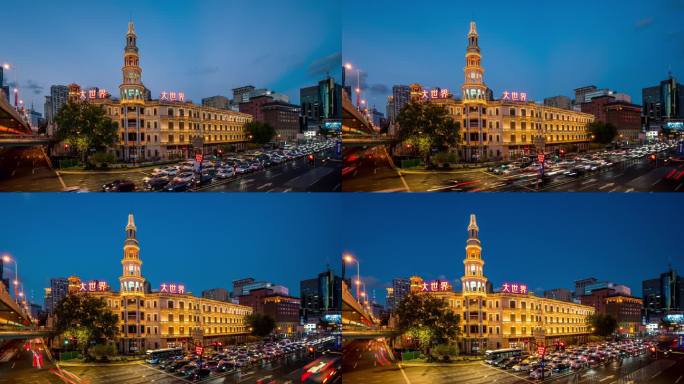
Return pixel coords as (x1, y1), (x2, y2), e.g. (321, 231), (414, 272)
(342, 89), (374, 135)
(0, 327), (52, 340)
(342, 280), (375, 327)
(0, 90), (31, 135)
(0, 134), (52, 147)
(0, 282), (32, 328)
(342, 135), (398, 148)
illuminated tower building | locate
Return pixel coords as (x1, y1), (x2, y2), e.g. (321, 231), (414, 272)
(461, 213), (488, 353)
(118, 20), (147, 161)
(461, 21), (489, 161)
(119, 213), (146, 353)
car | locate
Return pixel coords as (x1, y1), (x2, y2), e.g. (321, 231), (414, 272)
(143, 176), (170, 191)
(189, 368), (211, 381)
(195, 172), (214, 186)
(512, 362), (531, 372)
(165, 180), (191, 192)
(102, 179), (136, 192)
(553, 363), (570, 373)
(166, 361), (189, 372)
(174, 172), (195, 184)
(529, 368), (552, 379)
(216, 168), (235, 179)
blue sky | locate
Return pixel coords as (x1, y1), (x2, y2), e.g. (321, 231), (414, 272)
(0, 194), (342, 306)
(340, 194), (684, 304)
(2, 0), (341, 110)
(343, 0), (684, 112)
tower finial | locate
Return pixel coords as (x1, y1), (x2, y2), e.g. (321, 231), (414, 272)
(469, 21), (477, 35)
(468, 213), (478, 231)
(128, 17), (135, 34)
(127, 213), (136, 230)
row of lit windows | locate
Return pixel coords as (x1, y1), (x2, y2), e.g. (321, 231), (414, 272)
(165, 326), (246, 336)
(449, 298), (593, 316)
(450, 105), (592, 124)
(167, 134), (244, 144)
(107, 105), (250, 123)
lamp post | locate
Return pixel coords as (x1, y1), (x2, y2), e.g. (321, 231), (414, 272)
(2, 254), (20, 303)
(343, 253), (360, 303)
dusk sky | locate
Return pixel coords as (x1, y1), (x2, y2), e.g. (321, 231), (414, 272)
(341, 194), (684, 305)
(2, 0), (341, 110)
(0, 194), (342, 306)
(343, 0), (684, 112)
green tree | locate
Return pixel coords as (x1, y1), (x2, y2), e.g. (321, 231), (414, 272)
(588, 121), (617, 144)
(245, 121), (276, 145)
(395, 293), (461, 355)
(245, 313), (276, 337)
(396, 101), (460, 167)
(54, 102), (118, 163)
(54, 294), (119, 356)
(89, 343), (117, 361)
(588, 313), (618, 337)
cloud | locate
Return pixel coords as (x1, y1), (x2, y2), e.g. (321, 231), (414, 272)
(368, 83), (389, 95)
(7, 80), (44, 95)
(634, 17), (654, 30)
(307, 52), (341, 77)
(188, 66), (220, 76)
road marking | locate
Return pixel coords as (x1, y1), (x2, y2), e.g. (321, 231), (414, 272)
(282, 188), (292, 192)
(397, 363), (412, 384)
(599, 374), (614, 382)
(651, 179), (662, 187)
(381, 146), (411, 192)
(625, 188), (634, 192)
(677, 183), (684, 191)
(675, 375), (682, 383)
(581, 178), (597, 185)
(598, 182), (615, 190)
(257, 182), (272, 190)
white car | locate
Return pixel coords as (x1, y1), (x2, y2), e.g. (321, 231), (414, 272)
(529, 368), (552, 379)
(174, 172), (195, 183)
(216, 168), (235, 179)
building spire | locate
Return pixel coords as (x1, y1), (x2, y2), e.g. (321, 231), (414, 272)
(469, 21), (478, 36)
(468, 213), (478, 231)
(126, 213), (136, 231)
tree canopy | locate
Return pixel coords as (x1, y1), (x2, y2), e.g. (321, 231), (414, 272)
(245, 121), (276, 145)
(396, 101), (460, 166)
(54, 102), (118, 162)
(245, 313), (276, 337)
(53, 294), (119, 354)
(588, 313), (618, 337)
(395, 293), (461, 352)
(588, 121), (617, 144)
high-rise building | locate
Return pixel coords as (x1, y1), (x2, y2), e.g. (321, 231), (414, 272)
(45, 277), (69, 315)
(604, 294), (643, 336)
(574, 86), (598, 105)
(201, 95), (231, 110)
(391, 85), (411, 122)
(642, 73), (684, 131)
(642, 267), (684, 323)
(574, 277), (598, 298)
(300, 85), (321, 129)
(300, 269), (342, 323)
(544, 96), (572, 110)
(44, 85), (68, 124)
(232, 86), (256, 105)
(544, 288), (573, 302)
(232, 278), (255, 298)
(262, 100), (301, 142)
(0, 67), (9, 101)
(0, 261), (9, 291)
(389, 278), (410, 312)
(299, 77), (342, 131)
(201, 288), (230, 302)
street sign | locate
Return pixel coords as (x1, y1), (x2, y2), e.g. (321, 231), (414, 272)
(537, 153), (545, 163)
(195, 153), (203, 163)
(537, 346), (546, 355)
(195, 345), (204, 355)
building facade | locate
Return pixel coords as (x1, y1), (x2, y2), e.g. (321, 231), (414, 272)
(65, 214), (252, 353)
(262, 100), (301, 142)
(201, 96), (231, 110)
(544, 96), (572, 110)
(413, 214), (594, 354)
(642, 74), (684, 132)
(543, 288), (573, 302)
(581, 95), (642, 143)
(642, 267), (684, 323)
(432, 22), (593, 161)
(604, 294), (643, 336)
(201, 288), (230, 302)
(62, 21), (252, 162)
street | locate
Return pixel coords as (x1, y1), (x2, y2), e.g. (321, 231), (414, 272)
(342, 145), (683, 192)
(342, 339), (684, 384)
(0, 146), (340, 192)
(0, 147), (64, 191)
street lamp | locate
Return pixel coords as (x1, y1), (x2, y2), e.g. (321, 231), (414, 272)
(343, 253), (361, 303)
(2, 254), (20, 303)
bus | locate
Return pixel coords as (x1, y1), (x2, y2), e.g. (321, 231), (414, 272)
(484, 348), (522, 365)
(145, 347), (184, 364)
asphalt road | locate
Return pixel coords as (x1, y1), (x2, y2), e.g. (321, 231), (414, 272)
(0, 147), (340, 192)
(342, 338), (684, 384)
(0, 339), (61, 384)
(0, 146), (64, 191)
(342, 146), (683, 192)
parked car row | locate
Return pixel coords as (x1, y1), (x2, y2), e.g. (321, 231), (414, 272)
(487, 142), (676, 186)
(139, 140), (338, 192)
(149, 335), (337, 382)
(486, 340), (652, 381)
